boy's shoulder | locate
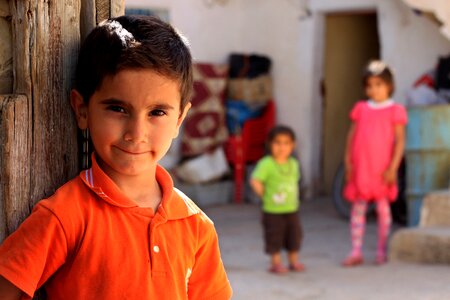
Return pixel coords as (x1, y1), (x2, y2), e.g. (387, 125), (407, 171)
(172, 188), (214, 225)
(257, 155), (273, 165)
(38, 175), (91, 213)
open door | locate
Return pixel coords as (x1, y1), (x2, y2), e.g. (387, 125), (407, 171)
(321, 12), (380, 194)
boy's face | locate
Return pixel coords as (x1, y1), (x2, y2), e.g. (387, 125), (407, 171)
(270, 134), (295, 161)
(71, 69), (190, 179)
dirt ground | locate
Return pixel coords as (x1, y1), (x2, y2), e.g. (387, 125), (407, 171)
(204, 198), (450, 300)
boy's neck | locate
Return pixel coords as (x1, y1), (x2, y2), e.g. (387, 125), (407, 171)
(103, 165), (162, 211)
(273, 156), (289, 164)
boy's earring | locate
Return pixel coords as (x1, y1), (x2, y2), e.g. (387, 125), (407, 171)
(82, 129), (91, 169)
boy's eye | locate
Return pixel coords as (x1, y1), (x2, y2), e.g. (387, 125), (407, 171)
(107, 105), (126, 113)
(149, 109), (166, 117)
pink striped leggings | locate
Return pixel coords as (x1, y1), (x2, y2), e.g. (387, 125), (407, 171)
(350, 198), (391, 258)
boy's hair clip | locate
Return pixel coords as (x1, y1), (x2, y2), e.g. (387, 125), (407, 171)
(366, 60), (390, 76)
(99, 20), (140, 48)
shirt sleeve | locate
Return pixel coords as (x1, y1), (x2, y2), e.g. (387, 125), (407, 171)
(349, 101), (363, 121)
(0, 204), (68, 299)
(188, 218), (232, 300)
(393, 104), (408, 125)
(251, 158), (269, 182)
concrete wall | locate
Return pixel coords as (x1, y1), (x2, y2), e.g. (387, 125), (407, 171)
(125, 0), (450, 197)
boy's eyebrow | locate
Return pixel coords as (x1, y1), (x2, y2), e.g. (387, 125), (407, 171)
(99, 98), (176, 110)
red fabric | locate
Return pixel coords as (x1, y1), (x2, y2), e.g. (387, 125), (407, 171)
(0, 155), (232, 300)
(224, 101), (276, 203)
(182, 63), (229, 157)
(344, 101), (407, 202)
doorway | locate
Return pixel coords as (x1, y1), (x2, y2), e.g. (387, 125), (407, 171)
(321, 12), (380, 195)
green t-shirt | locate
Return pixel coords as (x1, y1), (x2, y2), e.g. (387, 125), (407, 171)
(251, 156), (300, 214)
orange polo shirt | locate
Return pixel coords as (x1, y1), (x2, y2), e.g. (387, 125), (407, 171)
(0, 155), (232, 299)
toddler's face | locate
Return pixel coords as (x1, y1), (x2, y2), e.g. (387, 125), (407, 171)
(270, 134), (295, 161)
(72, 69), (190, 179)
(365, 76), (391, 102)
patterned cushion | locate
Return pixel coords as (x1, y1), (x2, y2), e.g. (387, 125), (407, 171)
(181, 63), (229, 157)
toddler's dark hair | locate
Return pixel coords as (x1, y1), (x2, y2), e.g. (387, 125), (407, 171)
(74, 15), (193, 111)
(362, 60), (395, 96)
(266, 125), (296, 154)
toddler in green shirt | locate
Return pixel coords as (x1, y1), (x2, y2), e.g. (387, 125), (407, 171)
(250, 125), (305, 274)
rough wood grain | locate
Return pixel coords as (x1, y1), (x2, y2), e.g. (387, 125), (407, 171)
(0, 95), (30, 241)
(96, 0), (125, 24)
(7, 0), (80, 220)
(80, 0), (96, 40)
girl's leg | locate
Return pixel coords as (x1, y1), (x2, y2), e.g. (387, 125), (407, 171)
(375, 198), (392, 264)
(350, 200), (368, 257)
(343, 200), (367, 266)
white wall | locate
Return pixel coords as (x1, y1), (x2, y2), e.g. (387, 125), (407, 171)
(125, 0), (450, 197)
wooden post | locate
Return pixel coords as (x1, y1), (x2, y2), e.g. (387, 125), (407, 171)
(1, 0), (125, 235)
(0, 0), (81, 239)
(0, 95), (30, 242)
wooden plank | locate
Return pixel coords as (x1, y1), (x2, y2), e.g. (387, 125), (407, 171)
(0, 95), (30, 241)
(111, 0), (125, 17)
(96, 0), (125, 24)
(9, 0), (80, 209)
(96, 0), (110, 23)
(80, 0), (96, 40)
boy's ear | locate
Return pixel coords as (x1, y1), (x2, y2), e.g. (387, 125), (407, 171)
(70, 89), (88, 130)
(173, 102), (191, 139)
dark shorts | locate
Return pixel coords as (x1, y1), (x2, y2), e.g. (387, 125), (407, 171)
(262, 211), (303, 254)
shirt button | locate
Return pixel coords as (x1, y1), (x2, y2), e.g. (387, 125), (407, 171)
(153, 245), (160, 253)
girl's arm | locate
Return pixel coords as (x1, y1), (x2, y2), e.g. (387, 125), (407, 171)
(383, 124), (406, 184)
(250, 179), (264, 198)
(344, 123), (356, 182)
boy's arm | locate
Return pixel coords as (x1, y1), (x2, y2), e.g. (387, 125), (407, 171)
(250, 178), (264, 198)
(383, 124), (405, 184)
(0, 204), (68, 298)
(187, 219), (232, 300)
(0, 275), (22, 300)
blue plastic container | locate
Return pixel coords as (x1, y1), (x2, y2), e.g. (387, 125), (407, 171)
(405, 104), (450, 226)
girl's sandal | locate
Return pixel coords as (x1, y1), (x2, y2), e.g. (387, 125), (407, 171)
(268, 264), (289, 274)
(342, 255), (364, 267)
(289, 262), (305, 272)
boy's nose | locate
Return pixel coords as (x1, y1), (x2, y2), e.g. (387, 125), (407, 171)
(123, 117), (148, 143)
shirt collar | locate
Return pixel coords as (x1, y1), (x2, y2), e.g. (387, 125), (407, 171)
(79, 153), (200, 220)
(367, 99), (394, 109)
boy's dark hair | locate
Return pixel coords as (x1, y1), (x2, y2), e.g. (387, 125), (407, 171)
(266, 125), (296, 153)
(362, 60), (395, 96)
(75, 15), (193, 111)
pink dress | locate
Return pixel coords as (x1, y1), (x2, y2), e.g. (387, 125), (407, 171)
(344, 100), (407, 202)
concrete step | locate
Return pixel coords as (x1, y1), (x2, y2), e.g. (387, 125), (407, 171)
(389, 227), (450, 264)
(420, 190), (450, 227)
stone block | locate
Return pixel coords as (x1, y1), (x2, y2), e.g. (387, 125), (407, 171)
(389, 227), (450, 264)
(420, 190), (450, 227)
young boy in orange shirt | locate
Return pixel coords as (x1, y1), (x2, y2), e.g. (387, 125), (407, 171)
(0, 15), (232, 299)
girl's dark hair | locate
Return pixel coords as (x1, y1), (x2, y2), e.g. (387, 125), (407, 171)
(266, 125), (296, 153)
(362, 60), (395, 96)
(74, 15), (193, 111)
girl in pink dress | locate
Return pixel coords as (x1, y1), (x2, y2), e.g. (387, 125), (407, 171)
(342, 61), (407, 266)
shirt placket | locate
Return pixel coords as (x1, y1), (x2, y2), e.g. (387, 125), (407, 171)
(149, 213), (167, 278)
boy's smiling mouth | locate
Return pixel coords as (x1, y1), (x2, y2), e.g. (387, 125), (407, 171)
(114, 146), (150, 155)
